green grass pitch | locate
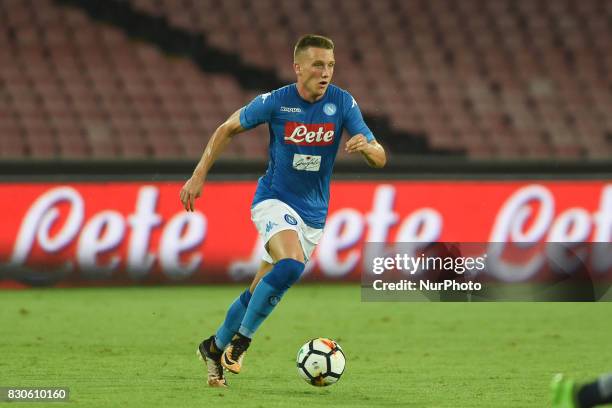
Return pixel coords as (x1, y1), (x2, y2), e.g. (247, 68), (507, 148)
(1, 285), (611, 407)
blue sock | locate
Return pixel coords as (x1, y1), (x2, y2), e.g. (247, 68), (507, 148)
(238, 258), (305, 338)
(214, 289), (252, 350)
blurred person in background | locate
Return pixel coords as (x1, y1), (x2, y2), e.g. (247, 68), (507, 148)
(552, 373), (612, 407)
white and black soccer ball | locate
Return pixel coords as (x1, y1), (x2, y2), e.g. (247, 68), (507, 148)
(296, 338), (346, 386)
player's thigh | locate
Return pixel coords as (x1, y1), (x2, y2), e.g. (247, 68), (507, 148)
(249, 260), (273, 293)
(266, 229), (305, 263)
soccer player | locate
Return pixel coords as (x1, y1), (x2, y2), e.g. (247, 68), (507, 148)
(180, 34), (386, 387)
(552, 373), (612, 408)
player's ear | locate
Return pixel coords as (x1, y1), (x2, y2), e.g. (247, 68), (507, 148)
(293, 62), (300, 76)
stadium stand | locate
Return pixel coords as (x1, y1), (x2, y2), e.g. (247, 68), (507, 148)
(0, 0), (276, 159)
(1, 0), (611, 160)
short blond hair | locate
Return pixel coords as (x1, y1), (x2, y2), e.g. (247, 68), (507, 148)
(293, 34), (334, 60)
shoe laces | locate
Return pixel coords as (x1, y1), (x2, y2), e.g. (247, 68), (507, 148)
(208, 353), (224, 380)
(215, 360), (224, 378)
(231, 337), (250, 360)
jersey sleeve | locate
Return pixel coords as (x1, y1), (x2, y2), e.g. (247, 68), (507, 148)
(239, 91), (275, 130)
(343, 92), (375, 142)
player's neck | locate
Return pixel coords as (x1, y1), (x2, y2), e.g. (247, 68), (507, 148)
(296, 83), (325, 103)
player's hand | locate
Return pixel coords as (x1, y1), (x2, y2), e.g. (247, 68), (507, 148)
(345, 134), (369, 154)
(179, 176), (203, 212)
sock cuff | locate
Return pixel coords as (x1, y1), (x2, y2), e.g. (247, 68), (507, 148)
(598, 373), (612, 399)
(239, 288), (252, 307)
(214, 335), (225, 351)
(263, 258), (305, 290)
(238, 324), (255, 338)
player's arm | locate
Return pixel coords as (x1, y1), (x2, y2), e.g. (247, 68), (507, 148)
(345, 135), (387, 168)
(342, 92), (387, 168)
(180, 108), (245, 211)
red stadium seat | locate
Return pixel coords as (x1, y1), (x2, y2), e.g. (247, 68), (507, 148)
(1, 0), (610, 160)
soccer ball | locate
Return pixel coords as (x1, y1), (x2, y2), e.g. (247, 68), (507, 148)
(296, 338), (346, 386)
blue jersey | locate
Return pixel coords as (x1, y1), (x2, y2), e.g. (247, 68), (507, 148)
(239, 83), (374, 229)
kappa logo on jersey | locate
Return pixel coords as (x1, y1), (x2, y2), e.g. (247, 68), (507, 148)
(284, 122), (336, 146)
(265, 220), (278, 234)
(280, 106), (302, 113)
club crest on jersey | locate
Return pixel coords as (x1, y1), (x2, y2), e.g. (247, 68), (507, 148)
(284, 122), (336, 146)
(323, 103), (337, 116)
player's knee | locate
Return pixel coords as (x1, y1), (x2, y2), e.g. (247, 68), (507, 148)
(263, 258), (306, 291)
(267, 230), (305, 263)
(289, 250), (305, 263)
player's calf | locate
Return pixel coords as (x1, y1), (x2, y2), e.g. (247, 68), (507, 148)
(223, 258), (305, 375)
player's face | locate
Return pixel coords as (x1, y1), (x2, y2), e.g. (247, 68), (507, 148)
(294, 47), (335, 100)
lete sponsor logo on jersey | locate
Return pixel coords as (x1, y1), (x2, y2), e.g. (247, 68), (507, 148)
(284, 122), (336, 146)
